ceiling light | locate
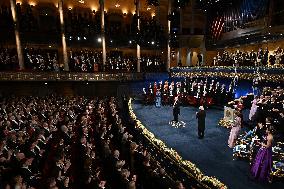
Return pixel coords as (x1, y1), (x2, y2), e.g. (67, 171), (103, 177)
(97, 38), (102, 42)
(78, 0), (84, 4)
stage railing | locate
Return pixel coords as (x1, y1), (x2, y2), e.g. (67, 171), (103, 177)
(0, 72), (143, 82)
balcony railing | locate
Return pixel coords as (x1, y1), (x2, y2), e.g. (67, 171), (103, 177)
(0, 72), (144, 82)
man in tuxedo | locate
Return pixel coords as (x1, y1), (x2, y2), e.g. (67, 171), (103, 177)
(173, 96), (180, 123)
(196, 106), (206, 139)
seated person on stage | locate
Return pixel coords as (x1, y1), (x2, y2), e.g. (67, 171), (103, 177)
(233, 122), (266, 159)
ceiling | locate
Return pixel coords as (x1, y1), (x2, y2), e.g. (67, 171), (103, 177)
(9, 0), (156, 13)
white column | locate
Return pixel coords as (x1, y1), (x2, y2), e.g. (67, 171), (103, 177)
(167, 0), (172, 71)
(100, 0), (106, 70)
(136, 0), (141, 72)
(178, 8), (182, 65)
(10, 0), (24, 70)
(58, 0), (69, 71)
(186, 49), (191, 66)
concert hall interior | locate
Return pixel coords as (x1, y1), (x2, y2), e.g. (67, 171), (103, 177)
(0, 0), (284, 189)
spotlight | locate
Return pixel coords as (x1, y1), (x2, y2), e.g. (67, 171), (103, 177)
(151, 41), (155, 45)
(129, 40), (132, 44)
(44, 82), (47, 85)
(97, 37), (102, 42)
(48, 45), (51, 48)
(110, 40), (113, 43)
(83, 37), (86, 40)
(77, 37), (80, 41)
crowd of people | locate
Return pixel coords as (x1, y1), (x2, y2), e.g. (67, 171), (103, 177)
(0, 47), (166, 73)
(0, 47), (18, 71)
(68, 50), (165, 72)
(24, 48), (61, 71)
(228, 87), (284, 182)
(143, 77), (235, 107)
(69, 50), (102, 72)
(0, 95), (186, 189)
(213, 47), (284, 67)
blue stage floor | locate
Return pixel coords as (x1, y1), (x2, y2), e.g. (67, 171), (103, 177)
(132, 101), (284, 189)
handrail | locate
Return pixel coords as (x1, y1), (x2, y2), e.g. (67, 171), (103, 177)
(0, 72), (144, 81)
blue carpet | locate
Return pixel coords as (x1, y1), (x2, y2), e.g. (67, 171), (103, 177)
(132, 101), (284, 189)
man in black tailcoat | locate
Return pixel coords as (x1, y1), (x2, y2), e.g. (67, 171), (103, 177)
(173, 96), (180, 123)
(196, 106), (206, 139)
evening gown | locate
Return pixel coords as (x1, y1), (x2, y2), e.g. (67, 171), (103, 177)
(228, 116), (242, 148)
(251, 136), (273, 182)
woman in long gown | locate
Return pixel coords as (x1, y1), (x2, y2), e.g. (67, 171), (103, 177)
(251, 126), (274, 182)
(228, 111), (242, 148)
(249, 97), (258, 121)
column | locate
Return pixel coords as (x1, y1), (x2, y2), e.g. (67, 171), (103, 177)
(178, 7), (182, 65)
(58, 0), (69, 71)
(100, 0), (106, 70)
(10, 0), (24, 70)
(186, 49), (191, 66)
(167, 0), (172, 71)
(135, 0), (141, 72)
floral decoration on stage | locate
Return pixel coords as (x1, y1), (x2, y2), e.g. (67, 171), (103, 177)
(169, 120), (186, 128)
(218, 119), (233, 129)
(128, 99), (228, 189)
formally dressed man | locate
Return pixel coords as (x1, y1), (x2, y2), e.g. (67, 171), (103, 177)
(196, 106), (206, 139)
(173, 96), (180, 123)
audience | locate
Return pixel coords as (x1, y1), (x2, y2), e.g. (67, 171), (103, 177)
(24, 48), (61, 71)
(144, 77), (235, 107)
(214, 47), (284, 67)
(0, 47), (18, 71)
(232, 87), (284, 180)
(0, 95), (181, 189)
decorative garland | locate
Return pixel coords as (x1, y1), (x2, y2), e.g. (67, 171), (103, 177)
(128, 98), (228, 189)
(171, 71), (284, 83)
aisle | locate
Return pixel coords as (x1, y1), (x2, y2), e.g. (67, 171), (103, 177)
(132, 101), (283, 189)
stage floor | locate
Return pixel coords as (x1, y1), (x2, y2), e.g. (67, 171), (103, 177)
(132, 101), (283, 189)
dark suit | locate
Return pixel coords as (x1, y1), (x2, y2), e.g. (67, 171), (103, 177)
(196, 110), (206, 138)
(173, 100), (180, 122)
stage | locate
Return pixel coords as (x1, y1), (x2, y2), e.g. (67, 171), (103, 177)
(131, 101), (283, 189)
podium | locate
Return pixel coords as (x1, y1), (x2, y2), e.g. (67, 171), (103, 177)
(224, 106), (236, 122)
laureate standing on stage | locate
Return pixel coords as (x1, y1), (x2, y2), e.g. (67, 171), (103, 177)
(173, 96), (180, 123)
(196, 106), (206, 139)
